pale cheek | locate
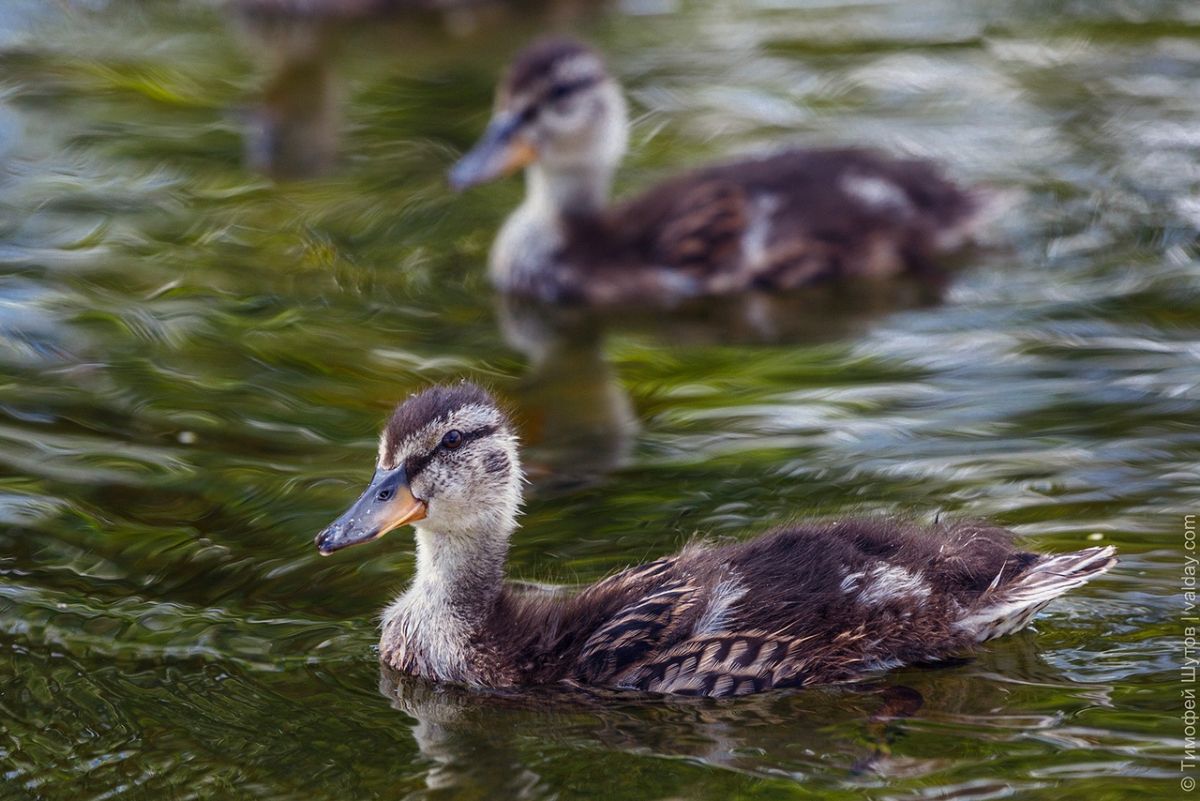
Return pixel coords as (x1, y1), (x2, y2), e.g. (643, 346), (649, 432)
(545, 104), (591, 138)
(410, 472), (439, 502)
(417, 467), (464, 506)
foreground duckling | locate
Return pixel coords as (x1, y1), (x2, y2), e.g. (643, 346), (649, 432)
(315, 384), (1115, 697)
(450, 39), (987, 305)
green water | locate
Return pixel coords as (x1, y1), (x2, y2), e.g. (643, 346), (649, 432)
(0, 0), (1194, 798)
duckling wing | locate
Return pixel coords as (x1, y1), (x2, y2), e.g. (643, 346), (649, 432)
(562, 178), (753, 300)
(571, 577), (707, 685)
(722, 148), (982, 286)
(649, 180), (750, 284)
(609, 148), (980, 293)
(563, 522), (1113, 697)
(609, 630), (808, 697)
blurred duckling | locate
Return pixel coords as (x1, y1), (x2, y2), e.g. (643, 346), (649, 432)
(234, 0), (483, 17)
(451, 38), (987, 305)
(315, 383), (1115, 698)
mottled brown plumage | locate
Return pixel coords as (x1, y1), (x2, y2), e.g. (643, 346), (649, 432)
(450, 38), (987, 305)
(316, 385), (1116, 698)
(235, 0), (487, 17)
(439, 520), (1115, 696)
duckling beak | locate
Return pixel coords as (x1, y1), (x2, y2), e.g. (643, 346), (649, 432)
(314, 467), (427, 556)
(449, 114), (537, 191)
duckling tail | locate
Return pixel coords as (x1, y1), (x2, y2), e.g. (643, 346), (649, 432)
(937, 185), (1025, 252)
(955, 545), (1118, 642)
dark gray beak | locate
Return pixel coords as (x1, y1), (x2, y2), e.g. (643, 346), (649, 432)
(314, 467), (427, 556)
(448, 114), (537, 191)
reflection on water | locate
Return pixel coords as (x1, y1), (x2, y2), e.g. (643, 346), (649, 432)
(235, 13), (343, 178)
(501, 279), (945, 485)
(502, 297), (641, 485)
(377, 631), (1127, 799)
(0, 0), (1193, 798)
(230, 0), (604, 178)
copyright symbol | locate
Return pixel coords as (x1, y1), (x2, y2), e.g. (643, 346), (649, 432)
(1183, 776), (1196, 792)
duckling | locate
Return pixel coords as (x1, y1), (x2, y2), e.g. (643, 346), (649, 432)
(315, 383), (1116, 697)
(234, 0), (483, 18)
(449, 38), (987, 305)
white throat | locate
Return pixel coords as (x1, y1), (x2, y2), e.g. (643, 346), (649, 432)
(489, 162), (615, 291)
(527, 161), (613, 218)
(381, 517), (514, 683)
(409, 523), (509, 612)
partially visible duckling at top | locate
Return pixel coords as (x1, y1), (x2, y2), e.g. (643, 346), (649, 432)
(450, 38), (990, 306)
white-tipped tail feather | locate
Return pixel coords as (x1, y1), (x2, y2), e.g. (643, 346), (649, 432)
(955, 546), (1117, 642)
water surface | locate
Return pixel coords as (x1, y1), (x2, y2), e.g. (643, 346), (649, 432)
(0, 0), (1195, 798)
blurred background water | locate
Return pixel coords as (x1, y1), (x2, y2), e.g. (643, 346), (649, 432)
(0, 0), (1195, 798)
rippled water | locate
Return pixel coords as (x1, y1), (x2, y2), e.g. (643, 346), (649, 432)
(0, 0), (1195, 798)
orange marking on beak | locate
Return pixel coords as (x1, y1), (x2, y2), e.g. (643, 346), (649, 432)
(499, 139), (537, 175)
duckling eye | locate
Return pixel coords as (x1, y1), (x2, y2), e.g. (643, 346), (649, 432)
(376, 488), (393, 502)
(546, 85), (582, 115)
(441, 430), (464, 450)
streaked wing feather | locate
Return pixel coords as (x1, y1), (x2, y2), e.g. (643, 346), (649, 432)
(614, 630), (813, 697)
(573, 576), (704, 684)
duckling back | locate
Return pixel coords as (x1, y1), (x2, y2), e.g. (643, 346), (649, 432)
(555, 148), (984, 304)
(546, 519), (1114, 696)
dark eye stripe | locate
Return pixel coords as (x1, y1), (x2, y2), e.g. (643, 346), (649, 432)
(405, 425), (498, 480)
(538, 75), (602, 109)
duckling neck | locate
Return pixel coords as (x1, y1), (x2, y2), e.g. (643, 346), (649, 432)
(528, 162), (613, 219)
(491, 163), (614, 294)
(382, 521), (511, 684)
(410, 526), (507, 617)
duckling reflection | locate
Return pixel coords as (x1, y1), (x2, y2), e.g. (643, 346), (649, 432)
(379, 666), (926, 791)
(498, 276), (945, 485)
(228, 3), (497, 180)
(227, 7), (608, 179)
(501, 302), (638, 488)
(377, 629), (1113, 792)
(379, 670), (552, 798)
(230, 12), (341, 179)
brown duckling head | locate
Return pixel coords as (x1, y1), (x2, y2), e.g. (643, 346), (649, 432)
(315, 383), (522, 556)
(449, 37), (628, 200)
